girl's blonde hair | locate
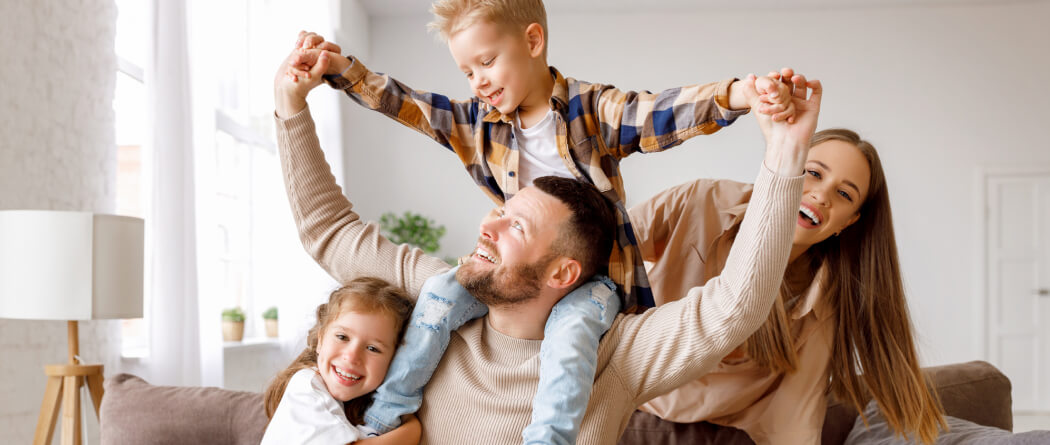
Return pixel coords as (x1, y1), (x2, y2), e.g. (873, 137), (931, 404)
(263, 277), (414, 424)
(429, 0), (548, 53)
(742, 129), (947, 443)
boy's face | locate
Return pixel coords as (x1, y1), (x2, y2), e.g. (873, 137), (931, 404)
(315, 309), (399, 402)
(448, 20), (540, 115)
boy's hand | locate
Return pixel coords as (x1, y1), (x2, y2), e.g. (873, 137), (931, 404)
(753, 69), (796, 123)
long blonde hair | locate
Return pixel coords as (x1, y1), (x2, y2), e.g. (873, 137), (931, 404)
(263, 277), (414, 424)
(744, 129), (947, 443)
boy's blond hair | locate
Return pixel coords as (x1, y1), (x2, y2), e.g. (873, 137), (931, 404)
(429, 0), (548, 53)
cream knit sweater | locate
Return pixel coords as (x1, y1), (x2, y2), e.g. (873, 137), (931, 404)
(275, 106), (802, 445)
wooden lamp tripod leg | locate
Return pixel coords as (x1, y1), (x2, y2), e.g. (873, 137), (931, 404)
(33, 374), (63, 445)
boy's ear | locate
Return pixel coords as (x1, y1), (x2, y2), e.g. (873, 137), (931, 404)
(546, 257), (581, 290)
(524, 23), (545, 58)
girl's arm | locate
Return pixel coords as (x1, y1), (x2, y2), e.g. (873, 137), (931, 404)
(355, 415), (421, 445)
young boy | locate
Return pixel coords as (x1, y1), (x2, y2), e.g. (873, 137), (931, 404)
(286, 1), (794, 443)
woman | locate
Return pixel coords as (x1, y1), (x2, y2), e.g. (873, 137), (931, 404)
(628, 128), (946, 444)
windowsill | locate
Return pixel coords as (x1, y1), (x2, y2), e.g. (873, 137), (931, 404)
(121, 346), (150, 360)
(223, 336), (280, 351)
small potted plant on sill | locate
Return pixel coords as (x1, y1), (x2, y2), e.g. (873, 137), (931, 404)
(262, 306), (278, 338)
(222, 307), (245, 342)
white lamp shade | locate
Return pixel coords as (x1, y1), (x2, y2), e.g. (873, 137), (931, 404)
(0, 210), (144, 320)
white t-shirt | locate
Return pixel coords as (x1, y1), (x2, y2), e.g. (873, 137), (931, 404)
(514, 109), (575, 187)
(261, 368), (371, 444)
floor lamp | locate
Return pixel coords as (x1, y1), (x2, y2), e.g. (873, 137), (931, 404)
(0, 211), (144, 445)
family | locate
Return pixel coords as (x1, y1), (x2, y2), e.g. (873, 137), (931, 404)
(258, 1), (944, 444)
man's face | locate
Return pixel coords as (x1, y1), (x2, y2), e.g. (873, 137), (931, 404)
(456, 187), (569, 305)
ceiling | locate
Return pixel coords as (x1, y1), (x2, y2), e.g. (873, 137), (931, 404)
(360, 0), (1039, 17)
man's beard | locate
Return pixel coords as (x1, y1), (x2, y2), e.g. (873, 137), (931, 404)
(456, 253), (557, 307)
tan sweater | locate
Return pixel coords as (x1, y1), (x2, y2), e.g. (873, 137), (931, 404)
(275, 106), (803, 445)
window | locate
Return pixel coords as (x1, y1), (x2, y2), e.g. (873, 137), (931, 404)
(190, 0), (337, 343)
(115, 0), (150, 357)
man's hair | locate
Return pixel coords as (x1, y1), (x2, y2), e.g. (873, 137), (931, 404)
(532, 176), (616, 282)
(428, 0), (548, 52)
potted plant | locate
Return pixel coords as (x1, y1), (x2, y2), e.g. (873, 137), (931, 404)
(222, 307), (245, 342)
(262, 306), (278, 338)
(380, 211), (456, 264)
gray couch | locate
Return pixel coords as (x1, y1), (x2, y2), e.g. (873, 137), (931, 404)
(99, 361), (1016, 444)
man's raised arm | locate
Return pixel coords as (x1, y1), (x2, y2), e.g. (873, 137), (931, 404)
(274, 47), (450, 298)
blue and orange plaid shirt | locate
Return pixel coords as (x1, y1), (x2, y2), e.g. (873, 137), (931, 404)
(325, 58), (747, 312)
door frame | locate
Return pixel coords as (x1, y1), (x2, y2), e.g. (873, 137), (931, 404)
(977, 163), (1050, 411)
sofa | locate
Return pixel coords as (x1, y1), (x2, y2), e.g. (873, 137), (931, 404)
(99, 360), (1025, 444)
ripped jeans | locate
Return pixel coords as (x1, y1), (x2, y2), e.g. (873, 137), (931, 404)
(363, 266), (620, 445)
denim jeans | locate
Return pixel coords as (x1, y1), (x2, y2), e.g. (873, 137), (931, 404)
(522, 275), (619, 445)
(363, 267), (620, 445)
(364, 266), (487, 433)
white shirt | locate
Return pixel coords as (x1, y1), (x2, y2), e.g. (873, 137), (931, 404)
(514, 109), (575, 187)
(261, 368), (369, 444)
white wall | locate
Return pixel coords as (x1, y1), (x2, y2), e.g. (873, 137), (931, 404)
(0, 0), (119, 443)
(333, 2), (1050, 367)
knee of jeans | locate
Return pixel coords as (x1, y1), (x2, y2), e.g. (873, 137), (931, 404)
(414, 292), (455, 330)
(587, 277), (618, 321)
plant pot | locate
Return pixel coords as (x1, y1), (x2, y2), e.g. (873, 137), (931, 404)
(222, 320), (244, 342)
(265, 319), (278, 338)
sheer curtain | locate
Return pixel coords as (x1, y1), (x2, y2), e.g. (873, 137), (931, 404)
(123, 0), (218, 387)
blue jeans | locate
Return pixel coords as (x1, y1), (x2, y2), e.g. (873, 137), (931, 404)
(363, 267), (620, 445)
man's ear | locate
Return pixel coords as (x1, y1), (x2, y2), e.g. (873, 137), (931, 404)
(546, 257), (581, 290)
(524, 23), (545, 58)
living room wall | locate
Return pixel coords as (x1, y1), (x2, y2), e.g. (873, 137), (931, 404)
(337, 1), (1050, 369)
(0, 0), (120, 442)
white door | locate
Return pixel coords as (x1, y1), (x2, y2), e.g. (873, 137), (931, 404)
(987, 173), (1050, 412)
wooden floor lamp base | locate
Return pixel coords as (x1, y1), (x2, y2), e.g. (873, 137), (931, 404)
(33, 321), (105, 445)
(34, 364), (104, 445)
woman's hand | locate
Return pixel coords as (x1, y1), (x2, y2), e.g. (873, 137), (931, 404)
(745, 71), (822, 176)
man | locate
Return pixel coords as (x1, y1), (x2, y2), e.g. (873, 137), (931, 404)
(274, 49), (820, 444)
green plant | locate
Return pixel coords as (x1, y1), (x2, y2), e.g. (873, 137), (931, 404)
(222, 307), (245, 323)
(379, 211), (447, 254)
(262, 306), (278, 320)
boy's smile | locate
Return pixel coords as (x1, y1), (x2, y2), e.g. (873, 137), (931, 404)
(447, 20), (553, 127)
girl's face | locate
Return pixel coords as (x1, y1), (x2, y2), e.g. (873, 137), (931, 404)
(793, 140), (871, 251)
(315, 308), (399, 402)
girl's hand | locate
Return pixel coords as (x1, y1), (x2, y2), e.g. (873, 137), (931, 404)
(355, 415), (421, 445)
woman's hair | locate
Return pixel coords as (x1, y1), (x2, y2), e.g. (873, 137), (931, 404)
(744, 128), (947, 443)
(263, 277), (414, 424)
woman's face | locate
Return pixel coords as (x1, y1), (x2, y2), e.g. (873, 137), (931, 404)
(793, 139), (871, 251)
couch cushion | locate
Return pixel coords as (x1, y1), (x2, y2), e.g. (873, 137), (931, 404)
(100, 373), (269, 445)
(845, 400), (1050, 444)
(620, 361), (1014, 445)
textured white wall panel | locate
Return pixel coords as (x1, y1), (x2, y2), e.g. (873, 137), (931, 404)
(0, 0), (119, 443)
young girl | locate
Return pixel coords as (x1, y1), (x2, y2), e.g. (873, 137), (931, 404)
(262, 277), (420, 444)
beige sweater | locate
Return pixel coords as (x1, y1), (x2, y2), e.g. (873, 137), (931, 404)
(275, 106), (803, 445)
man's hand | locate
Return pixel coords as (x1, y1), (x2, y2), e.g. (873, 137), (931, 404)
(274, 46), (334, 118)
(285, 31), (345, 81)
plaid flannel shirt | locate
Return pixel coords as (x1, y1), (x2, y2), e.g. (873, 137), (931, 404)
(325, 57), (748, 311)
